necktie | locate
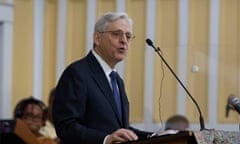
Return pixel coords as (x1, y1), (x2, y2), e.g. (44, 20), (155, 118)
(110, 71), (122, 119)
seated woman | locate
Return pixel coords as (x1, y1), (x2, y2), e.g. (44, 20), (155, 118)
(14, 97), (57, 144)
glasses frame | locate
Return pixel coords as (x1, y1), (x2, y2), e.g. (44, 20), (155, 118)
(99, 30), (135, 42)
(22, 113), (43, 123)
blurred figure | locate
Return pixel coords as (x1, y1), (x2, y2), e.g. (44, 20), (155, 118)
(40, 88), (60, 143)
(14, 97), (57, 144)
(48, 88), (55, 123)
(165, 115), (189, 131)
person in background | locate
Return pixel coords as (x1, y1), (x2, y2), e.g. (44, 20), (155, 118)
(14, 97), (57, 144)
(52, 12), (152, 144)
(165, 114), (189, 131)
(47, 88), (55, 123)
(40, 88), (60, 143)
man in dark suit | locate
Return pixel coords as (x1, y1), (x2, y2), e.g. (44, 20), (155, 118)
(53, 12), (152, 144)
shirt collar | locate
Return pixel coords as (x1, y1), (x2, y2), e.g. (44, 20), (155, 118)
(92, 49), (116, 77)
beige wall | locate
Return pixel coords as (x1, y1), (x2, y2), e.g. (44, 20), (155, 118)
(2, 0), (239, 131)
(153, 0), (179, 123)
(218, 0), (240, 122)
(12, 0), (34, 112)
(187, 0), (209, 123)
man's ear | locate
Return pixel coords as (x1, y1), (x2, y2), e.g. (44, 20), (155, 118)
(93, 32), (101, 46)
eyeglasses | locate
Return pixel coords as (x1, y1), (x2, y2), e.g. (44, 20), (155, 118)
(99, 30), (135, 42)
(22, 113), (43, 122)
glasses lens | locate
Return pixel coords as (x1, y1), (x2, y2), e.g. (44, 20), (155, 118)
(23, 113), (42, 122)
(125, 32), (135, 41)
(100, 30), (135, 41)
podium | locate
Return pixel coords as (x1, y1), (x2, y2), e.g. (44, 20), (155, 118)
(123, 131), (196, 144)
(0, 119), (39, 144)
(123, 130), (240, 144)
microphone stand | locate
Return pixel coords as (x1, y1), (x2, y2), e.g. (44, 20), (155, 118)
(146, 39), (206, 131)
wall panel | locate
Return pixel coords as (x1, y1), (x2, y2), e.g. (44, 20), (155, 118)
(96, 0), (116, 18)
(42, 0), (58, 103)
(238, 1), (240, 97)
(12, 0), (34, 114)
(218, 0), (240, 122)
(186, 0), (209, 123)
(125, 0), (146, 122)
(153, 0), (179, 122)
(66, 0), (87, 66)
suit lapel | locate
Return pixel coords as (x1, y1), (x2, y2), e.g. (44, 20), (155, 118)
(87, 52), (124, 126)
(116, 73), (129, 127)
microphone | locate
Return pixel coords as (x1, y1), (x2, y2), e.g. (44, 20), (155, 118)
(146, 38), (206, 130)
(226, 95), (240, 117)
(225, 103), (230, 118)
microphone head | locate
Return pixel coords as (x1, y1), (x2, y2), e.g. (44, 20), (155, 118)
(146, 38), (153, 46)
(225, 95), (239, 118)
(228, 95), (240, 106)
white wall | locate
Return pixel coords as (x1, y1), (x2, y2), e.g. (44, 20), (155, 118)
(0, 3), (14, 118)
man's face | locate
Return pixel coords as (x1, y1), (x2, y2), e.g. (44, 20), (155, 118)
(22, 104), (44, 135)
(94, 19), (133, 68)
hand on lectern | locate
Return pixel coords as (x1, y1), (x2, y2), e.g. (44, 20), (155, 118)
(105, 128), (138, 144)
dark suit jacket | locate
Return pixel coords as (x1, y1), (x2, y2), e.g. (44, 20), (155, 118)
(53, 51), (151, 144)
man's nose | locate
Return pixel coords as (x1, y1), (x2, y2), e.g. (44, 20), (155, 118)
(119, 34), (128, 43)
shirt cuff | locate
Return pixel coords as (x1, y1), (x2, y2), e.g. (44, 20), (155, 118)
(103, 135), (109, 144)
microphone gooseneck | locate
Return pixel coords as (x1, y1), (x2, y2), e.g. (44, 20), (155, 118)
(146, 38), (206, 131)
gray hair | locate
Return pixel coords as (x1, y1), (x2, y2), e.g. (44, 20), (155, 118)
(94, 12), (133, 32)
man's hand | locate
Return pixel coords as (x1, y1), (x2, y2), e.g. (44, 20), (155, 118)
(105, 128), (138, 144)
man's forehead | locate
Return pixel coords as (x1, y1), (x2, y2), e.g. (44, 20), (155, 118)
(106, 19), (131, 32)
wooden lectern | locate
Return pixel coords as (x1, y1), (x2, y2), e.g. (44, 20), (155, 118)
(0, 118), (39, 144)
(123, 130), (240, 144)
(122, 131), (197, 144)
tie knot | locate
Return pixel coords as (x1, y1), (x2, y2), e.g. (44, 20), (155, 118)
(110, 71), (117, 80)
